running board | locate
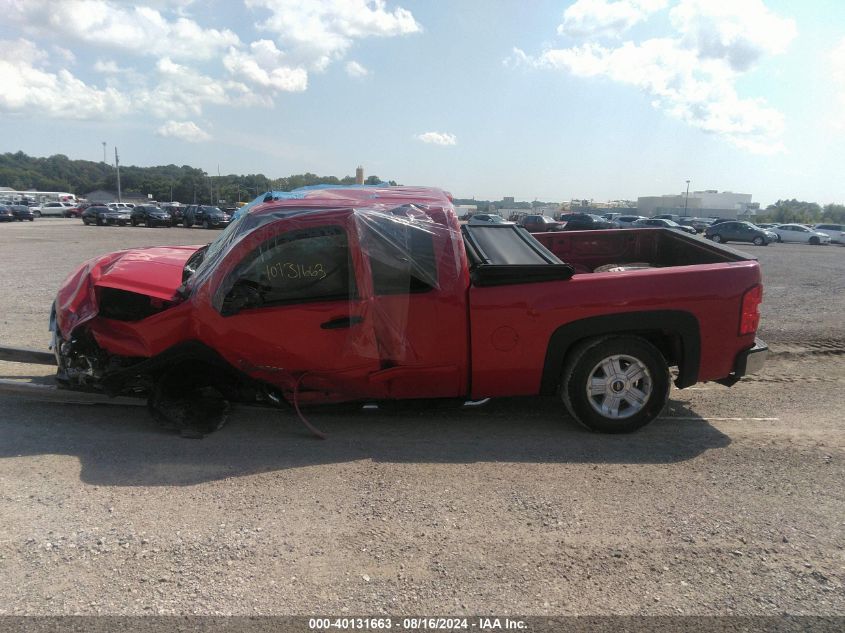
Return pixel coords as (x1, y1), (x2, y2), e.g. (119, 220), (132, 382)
(0, 346), (57, 366)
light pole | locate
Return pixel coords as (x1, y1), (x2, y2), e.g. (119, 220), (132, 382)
(683, 179), (690, 217)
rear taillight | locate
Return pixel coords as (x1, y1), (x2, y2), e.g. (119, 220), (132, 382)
(739, 285), (763, 335)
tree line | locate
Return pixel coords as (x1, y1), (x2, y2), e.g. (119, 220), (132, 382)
(0, 151), (392, 204)
(756, 199), (845, 224)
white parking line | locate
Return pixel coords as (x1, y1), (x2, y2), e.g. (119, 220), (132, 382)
(661, 417), (779, 421)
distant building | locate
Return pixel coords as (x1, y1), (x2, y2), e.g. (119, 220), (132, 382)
(503, 196), (515, 204)
(637, 190), (756, 219)
(355, 166), (364, 185)
(454, 204), (477, 219)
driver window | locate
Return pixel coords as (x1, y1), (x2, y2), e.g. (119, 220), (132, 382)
(231, 226), (356, 306)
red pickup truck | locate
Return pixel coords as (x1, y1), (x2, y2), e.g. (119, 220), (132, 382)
(50, 186), (767, 434)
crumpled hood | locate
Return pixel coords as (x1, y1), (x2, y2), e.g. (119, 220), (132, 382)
(55, 245), (201, 335)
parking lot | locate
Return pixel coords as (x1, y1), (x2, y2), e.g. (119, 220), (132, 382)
(0, 219), (842, 615)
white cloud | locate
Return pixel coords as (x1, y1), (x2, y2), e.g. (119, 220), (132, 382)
(0, 39), (130, 120)
(6, 0), (240, 61)
(155, 120), (211, 142)
(52, 46), (76, 64)
(558, 0), (668, 38)
(514, 0), (796, 154)
(137, 57), (267, 119)
(345, 60), (370, 78)
(415, 131), (457, 146)
(670, 0), (796, 71)
(1, 0), (422, 130)
(246, 0), (421, 70)
(223, 40), (308, 92)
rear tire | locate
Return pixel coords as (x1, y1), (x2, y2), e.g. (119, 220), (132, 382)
(561, 336), (670, 433)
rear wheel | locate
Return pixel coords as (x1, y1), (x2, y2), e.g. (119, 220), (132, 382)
(561, 336), (670, 433)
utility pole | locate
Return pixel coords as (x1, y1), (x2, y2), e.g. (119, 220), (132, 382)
(115, 147), (122, 203)
(683, 179), (690, 217)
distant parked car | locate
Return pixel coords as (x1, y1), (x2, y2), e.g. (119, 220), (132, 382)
(40, 201), (72, 217)
(9, 204), (35, 221)
(519, 214), (566, 232)
(467, 213), (509, 226)
(632, 218), (698, 234)
(814, 224), (844, 244)
(130, 205), (172, 227)
(63, 205), (84, 218)
(82, 205), (131, 226)
(677, 217), (712, 233)
(771, 224), (831, 245)
(183, 205), (232, 229)
(160, 203), (185, 225)
(0, 206), (15, 222)
(615, 215), (647, 227)
(557, 213), (614, 231)
(704, 221), (777, 245)
(654, 214), (681, 222)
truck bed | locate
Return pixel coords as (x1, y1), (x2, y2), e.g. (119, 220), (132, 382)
(533, 228), (752, 274)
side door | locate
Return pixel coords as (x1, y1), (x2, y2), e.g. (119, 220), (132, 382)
(780, 225), (801, 242)
(356, 213), (469, 399)
(203, 221), (383, 401)
(734, 223), (753, 241)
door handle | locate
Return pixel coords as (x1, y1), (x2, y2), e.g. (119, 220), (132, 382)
(320, 315), (364, 329)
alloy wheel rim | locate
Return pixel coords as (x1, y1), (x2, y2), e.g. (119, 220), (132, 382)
(586, 354), (653, 419)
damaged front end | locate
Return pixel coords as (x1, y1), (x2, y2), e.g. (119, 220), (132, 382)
(47, 246), (242, 435)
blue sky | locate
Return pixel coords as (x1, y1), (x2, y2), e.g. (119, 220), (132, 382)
(1, 0), (843, 206)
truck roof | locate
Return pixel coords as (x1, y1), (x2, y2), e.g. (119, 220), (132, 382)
(247, 185), (454, 221)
